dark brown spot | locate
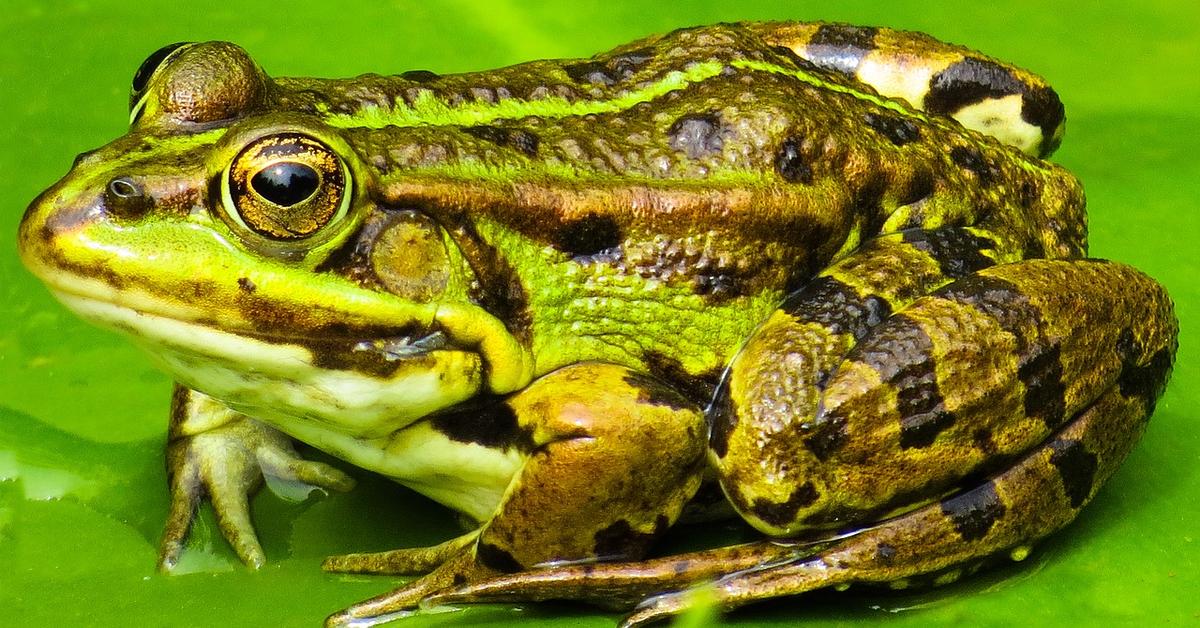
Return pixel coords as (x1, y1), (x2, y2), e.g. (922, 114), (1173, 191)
(1118, 348), (1174, 411)
(564, 60), (616, 86)
(476, 542), (523, 573)
(592, 515), (668, 561)
(941, 481), (1006, 541)
(973, 428), (997, 455)
(1048, 438), (1098, 509)
(236, 277), (256, 293)
(950, 145), (999, 187)
(622, 372), (694, 412)
(863, 112), (921, 146)
(750, 482), (819, 527)
(706, 378), (737, 458)
(400, 69), (440, 82)
(774, 136), (813, 184)
(642, 351), (722, 406)
(901, 227), (996, 280)
(802, 412), (848, 460)
(428, 397), (533, 450)
(806, 24), (879, 74)
(463, 125), (540, 156)
(875, 542), (897, 564)
(1018, 342), (1067, 428)
(556, 213), (622, 258)
(781, 276), (891, 340)
(668, 112), (726, 159)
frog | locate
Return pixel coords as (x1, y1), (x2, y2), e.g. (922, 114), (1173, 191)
(18, 21), (1178, 627)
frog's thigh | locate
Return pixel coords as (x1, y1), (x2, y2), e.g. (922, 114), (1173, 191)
(624, 375), (1165, 627)
(717, 258), (1176, 536)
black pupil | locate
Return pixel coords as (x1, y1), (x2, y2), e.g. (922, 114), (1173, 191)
(251, 162), (321, 206)
(132, 42), (191, 94)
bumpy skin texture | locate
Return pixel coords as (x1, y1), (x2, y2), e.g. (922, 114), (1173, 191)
(17, 21), (1177, 627)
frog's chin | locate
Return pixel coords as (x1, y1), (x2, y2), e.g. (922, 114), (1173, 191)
(52, 291), (485, 439)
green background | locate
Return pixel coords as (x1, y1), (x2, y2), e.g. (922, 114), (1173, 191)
(1, 1), (1197, 626)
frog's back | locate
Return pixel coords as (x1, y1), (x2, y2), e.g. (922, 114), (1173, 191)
(279, 23), (1081, 288)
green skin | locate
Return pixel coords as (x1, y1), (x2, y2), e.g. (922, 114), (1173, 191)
(18, 22), (1178, 627)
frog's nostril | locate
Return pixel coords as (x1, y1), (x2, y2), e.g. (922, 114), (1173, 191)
(71, 149), (100, 169)
(105, 176), (153, 219)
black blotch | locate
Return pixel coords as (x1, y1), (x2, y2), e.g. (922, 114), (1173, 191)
(1021, 85), (1066, 157)
(902, 227), (997, 279)
(1118, 348), (1174, 411)
(622, 372), (693, 411)
(781, 276), (892, 340)
(925, 56), (1024, 116)
(900, 408), (956, 449)
(428, 397), (534, 450)
(875, 542), (898, 564)
(400, 69), (440, 82)
(642, 351), (722, 406)
(1018, 343), (1067, 428)
(452, 218), (532, 341)
(940, 481), (1006, 541)
(463, 125), (540, 157)
(802, 412), (848, 460)
(476, 543), (523, 573)
(950, 145), (998, 187)
(807, 24), (879, 74)
(1048, 439), (1098, 509)
(236, 277), (256, 293)
(706, 378), (737, 458)
(565, 49), (652, 87)
(853, 173), (890, 240)
(774, 136), (813, 184)
(863, 112), (921, 146)
(973, 428), (997, 455)
(668, 112), (726, 159)
(593, 516), (668, 560)
(897, 169), (936, 207)
(750, 482), (819, 527)
(556, 213), (623, 257)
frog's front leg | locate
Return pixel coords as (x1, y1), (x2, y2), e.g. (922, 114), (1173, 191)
(159, 385), (355, 570)
(324, 363), (707, 626)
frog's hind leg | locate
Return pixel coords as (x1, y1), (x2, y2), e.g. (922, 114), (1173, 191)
(324, 363), (708, 626)
(419, 259), (1176, 626)
(743, 21), (1065, 156)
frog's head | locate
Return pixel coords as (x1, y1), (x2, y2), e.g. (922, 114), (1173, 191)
(19, 42), (533, 436)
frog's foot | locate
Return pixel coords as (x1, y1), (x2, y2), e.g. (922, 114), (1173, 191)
(160, 386), (355, 570)
(325, 363), (707, 626)
(421, 378), (1162, 627)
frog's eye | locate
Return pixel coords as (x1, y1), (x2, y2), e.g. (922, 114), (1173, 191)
(222, 133), (351, 242)
(129, 42), (194, 122)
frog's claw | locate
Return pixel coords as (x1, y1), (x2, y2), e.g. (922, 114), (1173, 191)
(159, 386), (355, 570)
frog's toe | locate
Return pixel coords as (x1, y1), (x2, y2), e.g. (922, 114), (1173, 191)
(326, 551), (483, 626)
(258, 446), (356, 493)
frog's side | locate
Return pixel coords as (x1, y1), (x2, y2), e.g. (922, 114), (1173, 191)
(18, 22), (1176, 626)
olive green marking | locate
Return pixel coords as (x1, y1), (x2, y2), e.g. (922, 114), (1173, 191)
(940, 480), (1006, 541)
(1047, 438), (1097, 509)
